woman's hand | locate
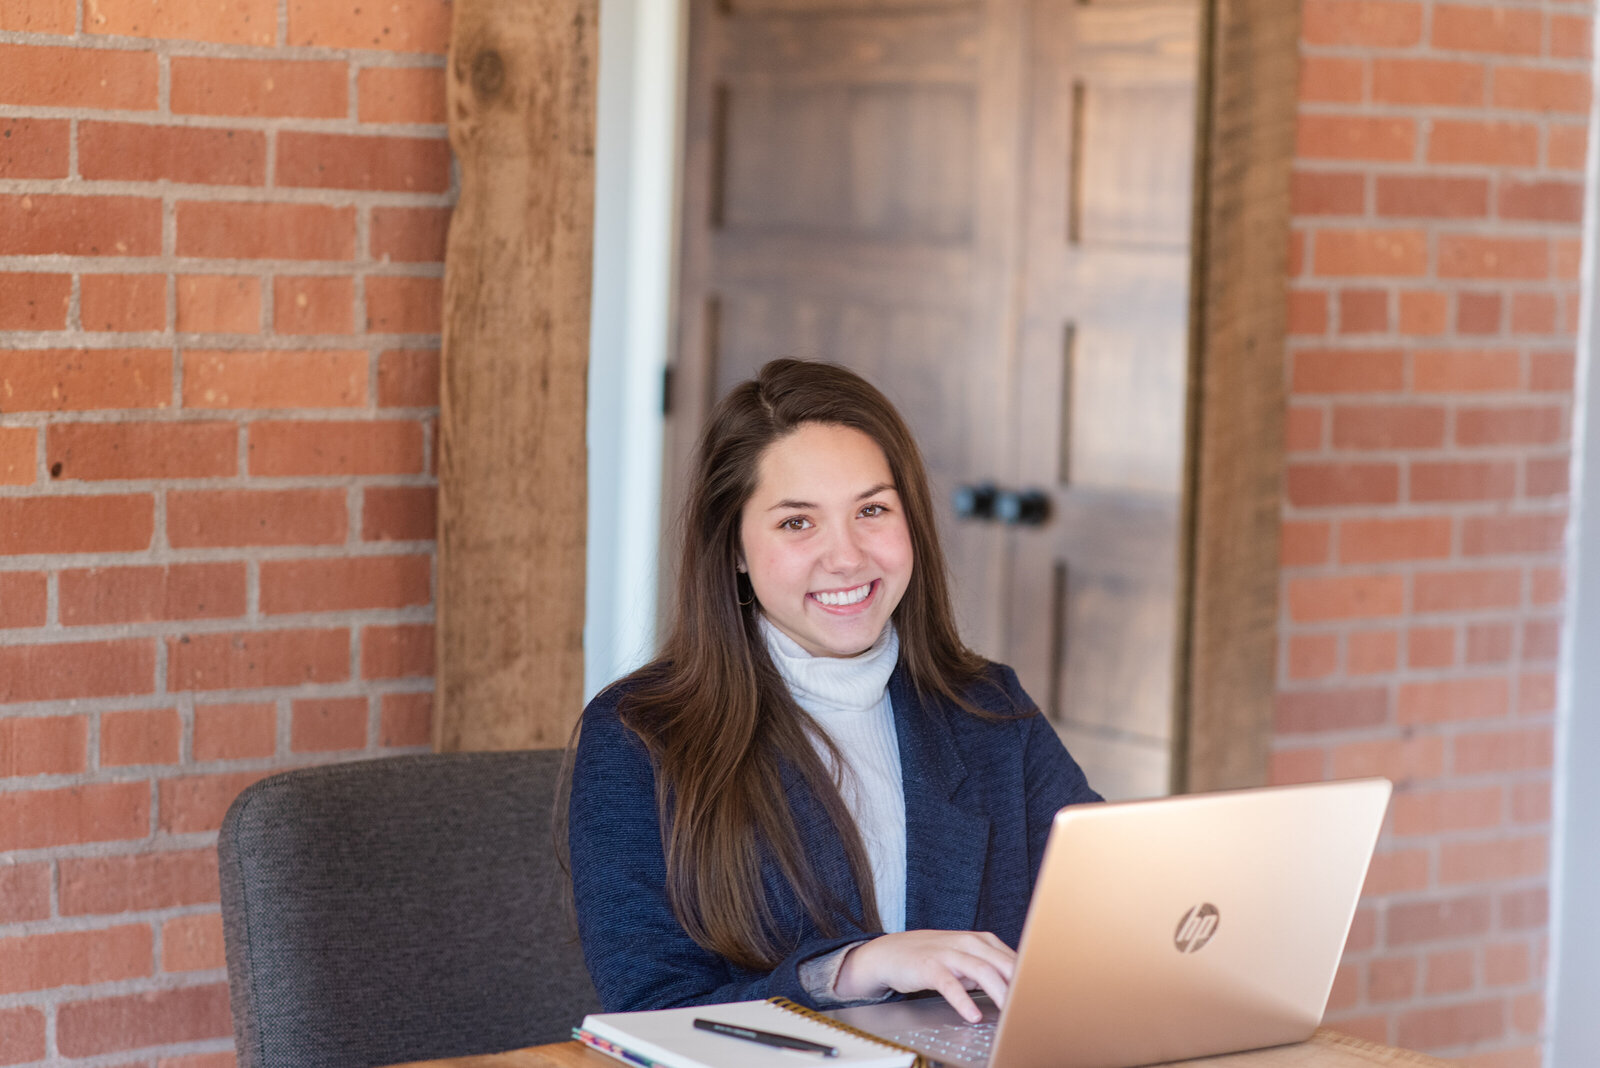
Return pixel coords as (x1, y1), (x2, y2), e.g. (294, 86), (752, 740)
(833, 930), (1017, 1023)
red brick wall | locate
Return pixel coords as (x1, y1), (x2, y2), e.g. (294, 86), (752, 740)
(1279, 1), (1588, 1063)
(0, 0), (450, 1063)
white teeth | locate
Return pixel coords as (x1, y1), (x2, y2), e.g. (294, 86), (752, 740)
(815, 583), (872, 607)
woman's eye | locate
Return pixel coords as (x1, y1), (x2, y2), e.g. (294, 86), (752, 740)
(860, 503), (887, 518)
(779, 517), (811, 531)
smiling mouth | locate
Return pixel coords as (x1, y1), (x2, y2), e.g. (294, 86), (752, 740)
(812, 581), (874, 608)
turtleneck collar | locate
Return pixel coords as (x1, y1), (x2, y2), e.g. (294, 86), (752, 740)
(758, 614), (900, 716)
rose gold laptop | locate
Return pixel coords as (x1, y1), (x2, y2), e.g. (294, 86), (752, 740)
(827, 778), (1392, 1068)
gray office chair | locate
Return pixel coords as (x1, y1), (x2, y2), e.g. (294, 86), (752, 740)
(217, 749), (600, 1068)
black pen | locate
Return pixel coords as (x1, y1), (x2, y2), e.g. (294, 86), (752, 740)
(693, 1017), (840, 1057)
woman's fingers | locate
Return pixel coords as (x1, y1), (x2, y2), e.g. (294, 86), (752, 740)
(940, 948), (1011, 1015)
(935, 933), (1016, 994)
(967, 933), (1018, 982)
(933, 973), (985, 1023)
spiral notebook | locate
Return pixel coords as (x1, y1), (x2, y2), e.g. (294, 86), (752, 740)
(575, 998), (921, 1068)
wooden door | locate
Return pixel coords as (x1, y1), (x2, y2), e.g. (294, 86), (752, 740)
(1006, 1), (1201, 799)
(668, 0), (1203, 799)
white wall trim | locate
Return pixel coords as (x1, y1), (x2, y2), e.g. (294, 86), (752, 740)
(585, 0), (686, 699)
(1547, 12), (1600, 1065)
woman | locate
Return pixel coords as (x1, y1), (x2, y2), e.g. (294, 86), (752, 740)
(568, 359), (1099, 1022)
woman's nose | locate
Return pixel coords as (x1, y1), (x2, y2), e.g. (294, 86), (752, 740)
(820, 522), (866, 571)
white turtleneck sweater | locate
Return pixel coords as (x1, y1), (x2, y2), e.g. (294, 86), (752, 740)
(759, 615), (907, 935)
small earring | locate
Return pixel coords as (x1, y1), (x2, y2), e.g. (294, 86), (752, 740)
(736, 572), (755, 607)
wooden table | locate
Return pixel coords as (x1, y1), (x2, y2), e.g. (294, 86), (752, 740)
(396, 1030), (1455, 1067)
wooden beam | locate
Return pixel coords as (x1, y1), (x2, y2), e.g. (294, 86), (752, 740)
(437, 0), (597, 751)
(1178, 0), (1298, 792)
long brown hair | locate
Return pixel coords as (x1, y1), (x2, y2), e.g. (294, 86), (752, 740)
(615, 359), (993, 970)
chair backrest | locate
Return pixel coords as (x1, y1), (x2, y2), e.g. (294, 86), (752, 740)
(218, 749), (600, 1068)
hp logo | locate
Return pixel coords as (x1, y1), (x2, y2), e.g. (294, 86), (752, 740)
(1174, 903), (1220, 953)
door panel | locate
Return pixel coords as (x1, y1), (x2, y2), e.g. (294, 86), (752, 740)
(729, 0), (974, 16)
(721, 13), (982, 81)
(1077, 82), (1196, 249)
(720, 85), (977, 238)
(1067, 262), (1190, 494)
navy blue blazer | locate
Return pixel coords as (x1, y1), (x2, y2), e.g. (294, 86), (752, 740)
(567, 657), (1101, 1012)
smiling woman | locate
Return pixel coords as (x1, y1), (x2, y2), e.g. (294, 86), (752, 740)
(566, 359), (1101, 1023)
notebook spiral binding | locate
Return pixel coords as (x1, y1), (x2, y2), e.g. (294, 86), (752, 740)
(766, 997), (931, 1068)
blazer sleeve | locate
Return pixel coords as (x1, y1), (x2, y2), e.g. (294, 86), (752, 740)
(567, 693), (875, 1011)
(995, 665), (1103, 880)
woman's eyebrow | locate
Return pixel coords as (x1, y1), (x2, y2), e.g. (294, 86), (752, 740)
(763, 483), (897, 512)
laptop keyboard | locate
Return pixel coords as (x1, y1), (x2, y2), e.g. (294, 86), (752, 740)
(884, 1022), (997, 1067)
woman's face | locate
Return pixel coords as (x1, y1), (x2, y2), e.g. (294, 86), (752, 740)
(738, 422), (914, 658)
